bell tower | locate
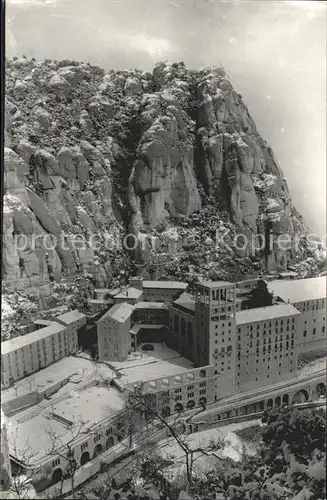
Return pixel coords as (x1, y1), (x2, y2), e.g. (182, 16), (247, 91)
(194, 281), (237, 399)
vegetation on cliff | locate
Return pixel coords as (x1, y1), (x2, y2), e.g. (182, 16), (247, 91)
(3, 57), (325, 335)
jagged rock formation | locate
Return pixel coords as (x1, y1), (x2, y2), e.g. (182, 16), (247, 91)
(3, 57), (325, 318)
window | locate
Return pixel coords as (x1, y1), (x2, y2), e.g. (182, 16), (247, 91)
(187, 385), (194, 390)
(313, 328), (316, 335)
(81, 442), (88, 451)
(199, 382), (206, 387)
(175, 388), (182, 394)
(303, 330), (307, 337)
(199, 389), (206, 395)
(106, 428), (112, 436)
(175, 395), (182, 401)
(52, 458), (60, 467)
(188, 392), (194, 398)
(94, 435), (101, 443)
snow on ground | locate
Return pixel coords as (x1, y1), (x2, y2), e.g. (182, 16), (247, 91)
(298, 357), (326, 377)
(2, 355), (116, 403)
(111, 343), (194, 370)
(156, 421), (262, 485)
(157, 420), (261, 465)
(112, 343), (194, 385)
(8, 385), (126, 463)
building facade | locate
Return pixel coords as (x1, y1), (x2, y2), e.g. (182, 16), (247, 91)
(168, 277), (326, 400)
(132, 302), (169, 326)
(97, 303), (134, 361)
(54, 310), (86, 352)
(194, 282), (237, 400)
(235, 304), (300, 393)
(1, 322), (70, 388)
(268, 277), (326, 358)
(118, 364), (216, 417)
(129, 277), (188, 303)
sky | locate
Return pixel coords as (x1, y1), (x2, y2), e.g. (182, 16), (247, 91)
(5, 0), (327, 238)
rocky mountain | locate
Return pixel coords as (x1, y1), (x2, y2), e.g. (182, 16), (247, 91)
(3, 58), (325, 335)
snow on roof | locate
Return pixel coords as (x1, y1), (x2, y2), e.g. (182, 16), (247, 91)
(172, 292), (195, 313)
(2, 322), (66, 355)
(236, 304), (300, 325)
(114, 287), (143, 299)
(55, 310), (86, 324)
(99, 302), (134, 323)
(120, 360), (193, 385)
(268, 276), (326, 304)
(142, 280), (188, 290)
(134, 301), (168, 310)
(129, 324), (165, 335)
(8, 386), (125, 463)
(33, 319), (54, 326)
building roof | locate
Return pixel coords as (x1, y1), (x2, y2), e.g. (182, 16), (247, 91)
(130, 324), (166, 335)
(8, 386), (125, 464)
(268, 277), (327, 304)
(142, 280), (188, 290)
(33, 319), (54, 326)
(172, 292), (195, 313)
(98, 302), (134, 324)
(114, 287), (143, 300)
(55, 310), (86, 324)
(199, 280), (233, 288)
(236, 304), (301, 325)
(1, 322), (66, 355)
(134, 302), (168, 310)
(118, 358), (194, 385)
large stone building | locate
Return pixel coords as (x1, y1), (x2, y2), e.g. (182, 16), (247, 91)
(2, 277), (325, 494)
(129, 277), (188, 302)
(2, 322), (71, 388)
(168, 276), (326, 398)
(119, 365), (216, 416)
(268, 277), (326, 357)
(235, 304), (300, 392)
(1, 310), (86, 389)
(97, 303), (134, 361)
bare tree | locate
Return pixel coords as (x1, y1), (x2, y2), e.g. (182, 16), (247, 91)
(126, 384), (225, 492)
(6, 422), (39, 500)
(46, 419), (93, 498)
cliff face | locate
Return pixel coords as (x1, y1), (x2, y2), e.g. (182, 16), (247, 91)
(3, 58), (325, 316)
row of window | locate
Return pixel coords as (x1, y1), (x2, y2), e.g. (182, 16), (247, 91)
(174, 382), (207, 394)
(238, 351), (295, 361)
(236, 368), (294, 384)
(239, 318), (296, 332)
(299, 300), (325, 311)
(303, 326), (325, 337)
